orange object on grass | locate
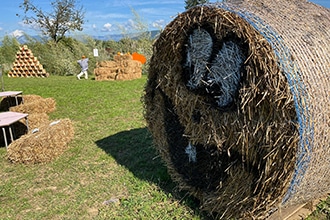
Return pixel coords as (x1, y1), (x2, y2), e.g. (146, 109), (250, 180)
(132, 52), (147, 64)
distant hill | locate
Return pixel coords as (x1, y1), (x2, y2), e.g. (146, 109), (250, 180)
(92, 30), (161, 41)
(0, 30), (161, 45)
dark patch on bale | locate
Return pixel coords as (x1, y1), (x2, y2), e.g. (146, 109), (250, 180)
(144, 0), (330, 219)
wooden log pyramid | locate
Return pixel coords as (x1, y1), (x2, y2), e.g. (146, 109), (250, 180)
(8, 45), (49, 78)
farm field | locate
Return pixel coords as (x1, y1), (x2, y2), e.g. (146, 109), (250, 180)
(0, 75), (207, 219)
(0, 75), (328, 220)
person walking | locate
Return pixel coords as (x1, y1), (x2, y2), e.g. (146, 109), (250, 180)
(77, 55), (89, 80)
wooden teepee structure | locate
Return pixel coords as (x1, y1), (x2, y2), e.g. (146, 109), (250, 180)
(8, 45), (49, 78)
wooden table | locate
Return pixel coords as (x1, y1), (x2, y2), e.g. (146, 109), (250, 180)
(0, 91), (23, 106)
(0, 111), (29, 149)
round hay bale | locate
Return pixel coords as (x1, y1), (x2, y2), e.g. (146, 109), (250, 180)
(10, 97), (56, 114)
(7, 119), (74, 164)
(144, 0), (330, 219)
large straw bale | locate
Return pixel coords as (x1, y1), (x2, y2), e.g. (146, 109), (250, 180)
(7, 119), (74, 164)
(144, 0), (330, 219)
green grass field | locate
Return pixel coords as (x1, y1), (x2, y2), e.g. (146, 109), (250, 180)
(0, 75), (328, 220)
(0, 75), (208, 220)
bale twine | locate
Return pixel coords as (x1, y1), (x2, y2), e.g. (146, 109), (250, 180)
(7, 119), (74, 164)
(143, 0), (330, 218)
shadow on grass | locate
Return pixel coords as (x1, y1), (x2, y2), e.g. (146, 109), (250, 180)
(95, 127), (212, 219)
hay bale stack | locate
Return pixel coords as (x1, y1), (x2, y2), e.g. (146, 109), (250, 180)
(94, 54), (142, 81)
(0, 95), (54, 141)
(144, 0), (330, 219)
(7, 119), (74, 164)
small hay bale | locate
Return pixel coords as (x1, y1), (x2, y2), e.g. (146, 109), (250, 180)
(21, 94), (44, 103)
(113, 54), (132, 62)
(22, 113), (49, 130)
(144, 0), (330, 219)
(7, 119), (74, 164)
(94, 67), (118, 81)
(97, 61), (118, 68)
(8, 113), (50, 141)
(10, 97), (56, 114)
(0, 94), (45, 111)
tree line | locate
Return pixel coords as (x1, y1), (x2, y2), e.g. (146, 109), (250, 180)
(0, 0), (219, 75)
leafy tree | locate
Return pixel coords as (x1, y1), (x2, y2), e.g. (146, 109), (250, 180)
(19, 0), (85, 44)
(0, 36), (21, 71)
(185, 0), (210, 9)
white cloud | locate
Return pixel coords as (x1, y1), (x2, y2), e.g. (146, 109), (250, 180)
(11, 30), (25, 38)
(152, 19), (165, 29)
(90, 12), (129, 20)
(101, 23), (112, 32)
(127, 19), (138, 29)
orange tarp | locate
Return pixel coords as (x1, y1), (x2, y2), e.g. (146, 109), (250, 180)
(132, 52), (147, 64)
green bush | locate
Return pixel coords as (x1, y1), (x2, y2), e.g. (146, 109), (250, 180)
(0, 33), (154, 76)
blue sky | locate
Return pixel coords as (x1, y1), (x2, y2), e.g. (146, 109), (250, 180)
(0, 0), (329, 38)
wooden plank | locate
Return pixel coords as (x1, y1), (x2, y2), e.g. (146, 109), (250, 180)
(268, 203), (307, 220)
(268, 195), (329, 220)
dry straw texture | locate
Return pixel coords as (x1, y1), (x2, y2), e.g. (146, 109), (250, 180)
(0, 95), (54, 144)
(0, 94), (74, 164)
(7, 119), (74, 164)
(9, 96), (56, 114)
(94, 54), (142, 81)
(144, 0), (330, 218)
